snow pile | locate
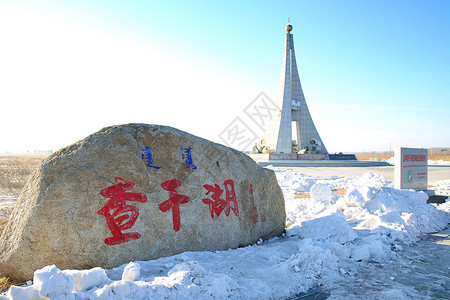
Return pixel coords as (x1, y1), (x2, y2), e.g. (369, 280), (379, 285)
(6, 262), (239, 299)
(66, 267), (111, 293)
(430, 179), (450, 196)
(2, 168), (449, 300)
(433, 198), (450, 213)
(340, 186), (449, 256)
(383, 157), (450, 166)
(428, 159), (450, 165)
(383, 157), (395, 164)
(121, 262), (140, 282)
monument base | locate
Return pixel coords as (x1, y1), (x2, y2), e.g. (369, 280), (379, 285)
(248, 153), (328, 161)
(328, 154), (357, 160)
(248, 153), (391, 167)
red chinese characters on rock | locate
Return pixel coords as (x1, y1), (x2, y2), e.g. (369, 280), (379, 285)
(249, 184), (258, 223)
(98, 176), (246, 239)
(159, 179), (190, 232)
(202, 179), (239, 219)
(202, 183), (226, 219)
(249, 184), (266, 223)
(97, 177), (147, 245)
(223, 180), (239, 217)
(260, 214), (266, 222)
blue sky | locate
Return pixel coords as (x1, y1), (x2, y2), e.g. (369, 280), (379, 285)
(1, 0), (449, 153)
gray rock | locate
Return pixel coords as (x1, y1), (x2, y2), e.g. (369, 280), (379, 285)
(0, 124), (285, 281)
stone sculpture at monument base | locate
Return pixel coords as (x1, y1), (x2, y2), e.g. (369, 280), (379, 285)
(0, 124), (286, 281)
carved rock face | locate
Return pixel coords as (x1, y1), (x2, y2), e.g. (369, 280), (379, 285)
(0, 124), (285, 281)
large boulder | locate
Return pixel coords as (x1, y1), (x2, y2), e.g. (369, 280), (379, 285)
(0, 124), (285, 281)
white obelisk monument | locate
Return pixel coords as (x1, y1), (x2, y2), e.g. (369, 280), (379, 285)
(263, 21), (327, 154)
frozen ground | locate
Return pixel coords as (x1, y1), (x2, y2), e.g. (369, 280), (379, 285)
(383, 157), (450, 166)
(1, 166), (449, 299)
(0, 192), (18, 219)
(276, 163), (450, 183)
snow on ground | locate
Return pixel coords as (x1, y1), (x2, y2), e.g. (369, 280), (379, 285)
(0, 193), (17, 219)
(428, 160), (450, 166)
(384, 157), (450, 166)
(2, 167), (449, 299)
(431, 179), (450, 197)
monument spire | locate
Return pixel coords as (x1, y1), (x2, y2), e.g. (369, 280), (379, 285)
(263, 21), (328, 154)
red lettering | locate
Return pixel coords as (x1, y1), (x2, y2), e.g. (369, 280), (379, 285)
(224, 180), (239, 217)
(159, 179), (190, 232)
(260, 214), (266, 222)
(97, 177), (147, 245)
(202, 184), (226, 219)
(403, 154), (426, 162)
(202, 180), (239, 219)
(249, 184), (258, 223)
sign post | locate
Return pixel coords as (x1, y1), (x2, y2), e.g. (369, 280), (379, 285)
(394, 147), (431, 193)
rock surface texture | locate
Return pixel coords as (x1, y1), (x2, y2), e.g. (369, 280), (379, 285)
(0, 124), (285, 281)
